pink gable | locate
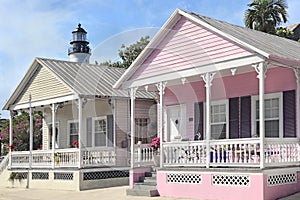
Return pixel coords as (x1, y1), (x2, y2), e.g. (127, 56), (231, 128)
(130, 17), (254, 81)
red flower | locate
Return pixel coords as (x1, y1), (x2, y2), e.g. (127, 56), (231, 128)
(72, 140), (79, 148)
(151, 137), (160, 151)
(8, 144), (15, 151)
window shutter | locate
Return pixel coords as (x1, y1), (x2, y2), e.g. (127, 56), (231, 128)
(240, 96), (251, 138)
(86, 117), (92, 147)
(107, 115), (114, 146)
(283, 90), (296, 137)
(194, 102), (203, 140)
(229, 97), (239, 139)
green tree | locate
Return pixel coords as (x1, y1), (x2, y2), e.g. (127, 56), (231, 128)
(244, 0), (288, 34)
(101, 36), (150, 69)
(0, 111), (43, 153)
(275, 27), (294, 39)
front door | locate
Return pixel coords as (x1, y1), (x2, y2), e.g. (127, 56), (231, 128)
(49, 123), (59, 149)
(167, 104), (186, 141)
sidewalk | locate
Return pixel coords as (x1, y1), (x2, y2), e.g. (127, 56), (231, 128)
(0, 186), (194, 200)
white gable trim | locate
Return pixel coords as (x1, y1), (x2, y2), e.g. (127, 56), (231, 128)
(11, 94), (78, 110)
(122, 55), (264, 89)
(178, 10), (270, 58)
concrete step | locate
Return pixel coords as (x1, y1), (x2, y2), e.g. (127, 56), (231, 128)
(143, 178), (157, 184)
(126, 188), (159, 197)
(134, 182), (157, 189)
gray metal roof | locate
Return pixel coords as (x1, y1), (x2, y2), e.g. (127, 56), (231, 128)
(37, 58), (154, 99)
(189, 11), (300, 63)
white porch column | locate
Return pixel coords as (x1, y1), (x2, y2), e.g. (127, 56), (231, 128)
(157, 82), (167, 168)
(29, 95), (33, 169)
(294, 69), (300, 138)
(78, 98), (83, 168)
(130, 87), (137, 169)
(9, 110), (13, 168)
(51, 103), (58, 169)
(201, 72), (215, 168)
(254, 62), (267, 169)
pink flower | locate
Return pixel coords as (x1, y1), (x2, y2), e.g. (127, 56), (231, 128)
(151, 137), (160, 151)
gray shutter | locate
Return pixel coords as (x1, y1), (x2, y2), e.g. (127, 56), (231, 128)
(107, 115), (114, 147)
(283, 90), (296, 137)
(229, 97), (239, 139)
(240, 96), (251, 138)
(86, 117), (92, 147)
(194, 102), (203, 140)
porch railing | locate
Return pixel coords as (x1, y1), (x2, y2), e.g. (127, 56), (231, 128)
(11, 148), (116, 169)
(162, 138), (300, 168)
(0, 153), (10, 175)
(134, 142), (155, 167)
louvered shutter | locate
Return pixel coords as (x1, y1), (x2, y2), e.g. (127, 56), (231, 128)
(240, 96), (251, 138)
(229, 97), (239, 138)
(283, 90), (296, 137)
(107, 115), (114, 146)
(86, 117), (92, 147)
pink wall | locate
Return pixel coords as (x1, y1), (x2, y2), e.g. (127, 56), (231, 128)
(156, 170), (300, 200)
(130, 17), (253, 81)
(157, 171), (264, 200)
(164, 67), (296, 139)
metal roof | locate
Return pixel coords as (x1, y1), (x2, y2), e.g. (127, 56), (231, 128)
(188, 11), (300, 63)
(36, 58), (154, 99)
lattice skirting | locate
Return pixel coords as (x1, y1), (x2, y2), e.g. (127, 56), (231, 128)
(83, 170), (129, 181)
(167, 173), (202, 184)
(212, 174), (250, 187)
(32, 172), (49, 180)
(267, 173), (297, 186)
(54, 172), (74, 180)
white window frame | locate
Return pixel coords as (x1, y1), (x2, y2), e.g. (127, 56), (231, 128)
(204, 99), (229, 140)
(92, 116), (108, 148)
(251, 92), (283, 138)
(67, 120), (78, 148)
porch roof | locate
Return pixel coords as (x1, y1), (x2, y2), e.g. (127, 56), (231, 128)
(114, 9), (300, 90)
(3, 58), (154, 110)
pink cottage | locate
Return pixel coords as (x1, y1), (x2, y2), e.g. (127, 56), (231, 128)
(114, 9), (300, 200)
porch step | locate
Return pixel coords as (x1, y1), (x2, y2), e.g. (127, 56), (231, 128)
(127, 171), (159, 197)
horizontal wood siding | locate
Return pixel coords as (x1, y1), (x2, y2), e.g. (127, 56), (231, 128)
(164, 67), (296, 140)
(17, 65), (73, 105)
(130, 17), (253, 81)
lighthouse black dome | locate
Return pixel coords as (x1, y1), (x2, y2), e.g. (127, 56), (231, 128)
(72, 23), (87, 34)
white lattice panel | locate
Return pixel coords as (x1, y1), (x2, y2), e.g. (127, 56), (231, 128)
(167, 173), (202, 184)
(212, 174), (250, 187)
(267, 173), (297, 186)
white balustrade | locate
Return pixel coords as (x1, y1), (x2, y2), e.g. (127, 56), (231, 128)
(54, 149), (79, 167)
(134, 142), (155, 167)
(82, 148), (116, 167)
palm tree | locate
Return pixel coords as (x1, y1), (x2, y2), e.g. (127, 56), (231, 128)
(244, 0), (288, 33)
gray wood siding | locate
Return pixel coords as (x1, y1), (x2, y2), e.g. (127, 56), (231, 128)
(17, 65), (73, 105)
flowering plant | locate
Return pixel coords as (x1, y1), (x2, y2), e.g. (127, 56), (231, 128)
(72, 140), (79, 148)
(151, 137), (160, 153)
(8, 144), (15, 151)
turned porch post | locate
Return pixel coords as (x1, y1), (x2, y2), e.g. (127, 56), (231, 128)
(51, 103), (58, 169)
(78, 98), (83, 168)
(9, 109), (13, 168)
(201, 72), (215, 168)
(29, 95), (33, 169)
(157, 82), (167, 168)
(254, 62), (267, 169)
(130, 87), (137, 168)
(294, 69), (300, 138)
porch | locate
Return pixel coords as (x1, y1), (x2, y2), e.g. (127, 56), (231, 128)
(135, 138), (300, 168)
(10, 147), (116, 169)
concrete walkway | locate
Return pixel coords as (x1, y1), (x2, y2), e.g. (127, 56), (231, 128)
(1, 186), (299, 200)
(0, 186), (195, 200)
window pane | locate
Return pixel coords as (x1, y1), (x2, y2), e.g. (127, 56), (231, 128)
(265, 120), (279, 137)
(211, 124), (226, 139)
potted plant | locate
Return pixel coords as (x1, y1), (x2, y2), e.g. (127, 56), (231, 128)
(151, 137), (160, 167)
(72, 140), (79, 148)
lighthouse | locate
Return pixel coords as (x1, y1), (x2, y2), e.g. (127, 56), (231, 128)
(68, 23), (91, 63)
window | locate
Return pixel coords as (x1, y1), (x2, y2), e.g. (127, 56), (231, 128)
(93, 117), (107, 147)
(135, 118), (150, 143)
(68, 121), (78, 147)
(255, 95), (281, 137)
(210, 101), (228, 139)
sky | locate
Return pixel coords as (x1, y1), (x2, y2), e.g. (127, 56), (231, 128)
(1, 0), (300, 118)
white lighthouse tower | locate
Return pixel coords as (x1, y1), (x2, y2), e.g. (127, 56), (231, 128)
(68, 23), (91, 63)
